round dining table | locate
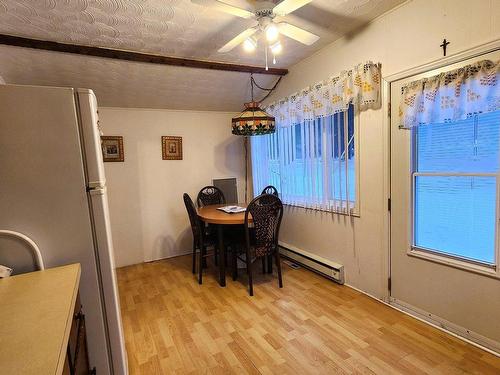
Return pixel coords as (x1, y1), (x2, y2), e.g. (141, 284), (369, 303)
(197, 204), (252, 287)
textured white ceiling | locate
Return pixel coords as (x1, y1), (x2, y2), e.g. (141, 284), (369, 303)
(0, 0), (404, 110)
(0, 44), (277, 111)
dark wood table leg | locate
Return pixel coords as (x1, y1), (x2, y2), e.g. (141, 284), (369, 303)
(217, 224), (226, 287)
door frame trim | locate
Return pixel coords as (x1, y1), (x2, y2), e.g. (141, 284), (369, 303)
(384, 39), (500, 83)
(381, 78), (391, 302)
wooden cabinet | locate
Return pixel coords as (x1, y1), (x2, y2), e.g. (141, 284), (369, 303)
(64, 294), (94, 375)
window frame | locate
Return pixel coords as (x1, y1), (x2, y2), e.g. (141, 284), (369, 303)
(334, 107), (360, 215)
(409, 121), (500, 276)
(297, 106), (360, 215)
(255, 106), (360, 216)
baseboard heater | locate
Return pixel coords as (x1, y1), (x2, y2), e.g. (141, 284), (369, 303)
(279, 242), (344, 284)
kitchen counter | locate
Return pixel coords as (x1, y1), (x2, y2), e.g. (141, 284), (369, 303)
(0, 264), (81, 375)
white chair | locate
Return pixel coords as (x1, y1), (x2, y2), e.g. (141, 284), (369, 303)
(0, 230), (45, 271)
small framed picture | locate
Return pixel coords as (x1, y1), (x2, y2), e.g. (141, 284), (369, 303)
(162, 136), (182, 160)
(101, 136), (124, 162)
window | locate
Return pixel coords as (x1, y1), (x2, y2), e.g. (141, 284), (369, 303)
(251, 104), (358, 214)
(412, 110), (500, 265)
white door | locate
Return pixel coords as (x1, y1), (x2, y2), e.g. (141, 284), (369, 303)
(390, 50), (500, 352)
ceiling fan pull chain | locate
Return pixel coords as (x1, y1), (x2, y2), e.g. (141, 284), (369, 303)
(265, 46), (269, 71)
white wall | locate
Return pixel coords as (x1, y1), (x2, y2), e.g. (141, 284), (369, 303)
(99, 108), (244, 267)
(263, 0), (499, 298)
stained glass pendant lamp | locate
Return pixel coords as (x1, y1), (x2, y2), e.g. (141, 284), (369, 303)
(232, 75), (278, 202)
(231, 76), (275, 136)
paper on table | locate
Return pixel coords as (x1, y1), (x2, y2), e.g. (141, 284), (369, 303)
(216, 205), (246, 214)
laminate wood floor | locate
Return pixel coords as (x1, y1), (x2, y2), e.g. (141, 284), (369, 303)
(116, 255), (500, 374)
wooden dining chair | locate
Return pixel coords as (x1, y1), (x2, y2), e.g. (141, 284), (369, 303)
(259, 186), (280, 272)
(197, 186), (226, 207)
(261, 185), (279, 197)
(240, 193), (284, 296)
(183, 193), (217, 284)
(197, 185), (226, 265)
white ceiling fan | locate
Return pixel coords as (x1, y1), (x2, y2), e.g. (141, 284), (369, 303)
(191, 0), (320, 67)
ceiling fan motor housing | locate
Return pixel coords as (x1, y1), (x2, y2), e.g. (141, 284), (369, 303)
(257, 14), (275, 31)
(255, 9), (275, 19)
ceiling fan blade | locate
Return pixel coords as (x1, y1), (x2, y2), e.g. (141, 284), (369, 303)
(278, 22), (319, 45)
(191, 0), (254, 19)
(218, 27), (258, 53)
(273, 0), (313, 16)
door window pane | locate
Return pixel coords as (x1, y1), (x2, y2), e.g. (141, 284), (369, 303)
(417, 111), (500, 173)
(414, 176), (496, 264)
(413, 111), (499, 265)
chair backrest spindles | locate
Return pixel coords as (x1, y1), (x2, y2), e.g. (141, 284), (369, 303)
(261, 185), (279, 197)
(244, 194), (283, 258)
(197, 185), (226, 207)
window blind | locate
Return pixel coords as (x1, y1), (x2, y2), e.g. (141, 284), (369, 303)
(251, 105), (356, 213)
(413, 110), (500, 264)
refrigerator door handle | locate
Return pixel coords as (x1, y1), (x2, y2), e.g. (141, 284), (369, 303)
(88, 186), (106, 195)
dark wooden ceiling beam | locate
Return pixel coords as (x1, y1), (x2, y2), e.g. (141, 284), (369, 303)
(0, 34), (288, 76)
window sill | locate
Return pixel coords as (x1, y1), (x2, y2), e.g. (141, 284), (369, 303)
(283, 203), (360, 218)
(408, 247), (499, 279)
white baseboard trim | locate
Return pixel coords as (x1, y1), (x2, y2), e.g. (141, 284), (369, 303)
(344, 283), (499, 357)
(389, 298), (500, 356)
(145, 251), (193, 263)
(344, 282), (386, 302)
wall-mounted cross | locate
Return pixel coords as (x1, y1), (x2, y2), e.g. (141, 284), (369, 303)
(440, 38), (450, 56)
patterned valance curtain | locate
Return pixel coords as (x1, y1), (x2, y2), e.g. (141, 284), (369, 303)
(399, 59), (500, 128)
(265, 61), (381, 126)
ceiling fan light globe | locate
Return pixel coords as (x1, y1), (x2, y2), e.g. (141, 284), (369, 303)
(243, 37), (257, 52)
(265, 24), (279, 42)
(270, 41), (282, 55)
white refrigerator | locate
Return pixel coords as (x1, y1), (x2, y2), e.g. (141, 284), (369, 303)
(0, 84), (128, 374)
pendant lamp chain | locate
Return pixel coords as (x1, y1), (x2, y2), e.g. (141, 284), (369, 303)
(250, 73), (255, 102)
(231, 75), (281, 136)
